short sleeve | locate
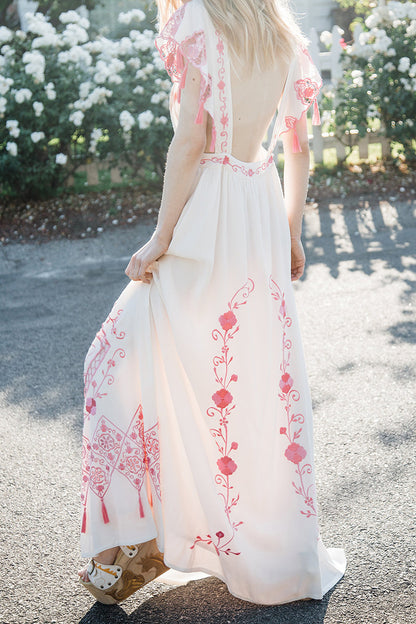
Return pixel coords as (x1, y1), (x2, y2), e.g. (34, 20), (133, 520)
(277, 47), (323, 153)
(154, 0), (214, 128)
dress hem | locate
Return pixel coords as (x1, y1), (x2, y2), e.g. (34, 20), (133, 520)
(162, 556), (345, 606)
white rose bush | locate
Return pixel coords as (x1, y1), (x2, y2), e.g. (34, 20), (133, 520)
(0, 9), (172, 200)
(334, 1), (416, 160)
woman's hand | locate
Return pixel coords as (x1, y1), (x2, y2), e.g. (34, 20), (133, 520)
(125, 232), (170, 283)
(290, 238), (306, 281)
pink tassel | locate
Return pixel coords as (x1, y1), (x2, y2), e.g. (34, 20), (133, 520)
(179, 62), (188, 90)
(138, 492), (145, 518)
(81, 507), (87, 534)
(101, 498), (110, 524)
(313, 99), (321, 125)
(195, 99), (204, 124)
(292, 128), (302, 153)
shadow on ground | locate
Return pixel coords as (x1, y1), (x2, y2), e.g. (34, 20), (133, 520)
(78, 577), (332, 624)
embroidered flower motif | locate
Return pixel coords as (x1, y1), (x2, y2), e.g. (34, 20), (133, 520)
(212, 388), (233, 408)
(190, 279), (255, 556)
(84, 397), (96, 415)
(279, 373), (294, 394)
(294, 78), (320, 106)
(285, 442), (307, 465)
(269, 276), (317, 518)
(217, 456), (237, 475)
(285, 116), (298, 130)
(219, 310), (237, 330)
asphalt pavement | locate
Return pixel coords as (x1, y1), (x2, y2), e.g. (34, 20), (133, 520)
(0, 197), (415, 624)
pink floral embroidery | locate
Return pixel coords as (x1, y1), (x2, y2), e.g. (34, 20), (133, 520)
(294, 78), (321, 107)
(190, 278), (255, 556)
(200, 154), (274, 177)
(269, 276), (316, 518)
(215, 31), (229, 152)
(81, 404), (162, 532)
(155, 7), (212, 124)
(284, 116), (298, 131)
(83, 309), (126, 419)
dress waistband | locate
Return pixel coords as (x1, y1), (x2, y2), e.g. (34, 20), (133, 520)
(200, 152), (275, 177)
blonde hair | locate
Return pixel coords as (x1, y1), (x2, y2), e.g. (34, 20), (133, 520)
(156, 0), (307, 69)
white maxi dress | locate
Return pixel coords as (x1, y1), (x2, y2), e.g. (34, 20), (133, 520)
(80, 0), (347, 605)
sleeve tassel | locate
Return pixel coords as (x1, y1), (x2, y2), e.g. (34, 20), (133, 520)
(195, 98), (204, 124)
(292, 128), (302, 153)
(101, 498), (110, 524)
(313, 99), (321, 126)
(138, 492), (145, 518)
(81, 507), (87, 533)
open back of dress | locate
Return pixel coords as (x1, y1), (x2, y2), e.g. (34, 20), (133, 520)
(80, 0), (346, 605)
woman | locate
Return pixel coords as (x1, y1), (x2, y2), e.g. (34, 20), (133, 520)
(78, 0), (346, 606)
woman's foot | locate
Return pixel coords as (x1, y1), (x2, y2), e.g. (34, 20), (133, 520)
(78, 546), (120, 583)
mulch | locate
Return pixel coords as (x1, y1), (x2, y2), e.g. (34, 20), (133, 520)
(1, 161), (415, 245)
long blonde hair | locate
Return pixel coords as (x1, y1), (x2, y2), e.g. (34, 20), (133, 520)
(156, 0), (307, 69)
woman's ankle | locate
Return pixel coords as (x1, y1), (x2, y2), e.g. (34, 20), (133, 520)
(93, 546), (120, 566)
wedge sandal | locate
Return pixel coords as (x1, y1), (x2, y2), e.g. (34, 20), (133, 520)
(79, 539), (170, 604)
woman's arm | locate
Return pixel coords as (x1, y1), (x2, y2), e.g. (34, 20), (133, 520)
(125, 63), (207, 282)
(281, 114), (310, 281)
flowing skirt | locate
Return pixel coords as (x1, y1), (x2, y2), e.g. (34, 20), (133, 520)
(80, 153), (346, 605)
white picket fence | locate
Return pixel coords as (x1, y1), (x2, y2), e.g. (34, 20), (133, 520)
(306, 24), (390, 164)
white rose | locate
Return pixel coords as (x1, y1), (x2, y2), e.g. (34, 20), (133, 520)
(31, 131), (45, 143)
(320, 31), (333, 49)
(398, 57), (410, 72)
(6, 141), (17, 156)
(138, 110), (154, 130)
(45, 82), (56, 100)
(15, 30), (27, 41)
(26, 12), (56, 38)
(406, 20), (416, 37)
(127, 58), (141, 69)
(0, 96), (7, 113)
(0, 76), (13, 96)
(79, 81), (91, 98)
(33, 101), (44, 117)
(69, 110), (84, 126)
(365, 14), (380, 29)
(0, 26), (13, 44)
(6, 119), (20, 137)
(55, 153), (68, 165)
(109, 74), (123, 85)
(61, 24), (89, 46)
(15, 88), (32, 103)
(156, 116), (168, 125)
(32, 33), (62, 48)
(133, 85), (144, 95)
(119, 110), (135, 131)
(118, 9), (145, 25)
